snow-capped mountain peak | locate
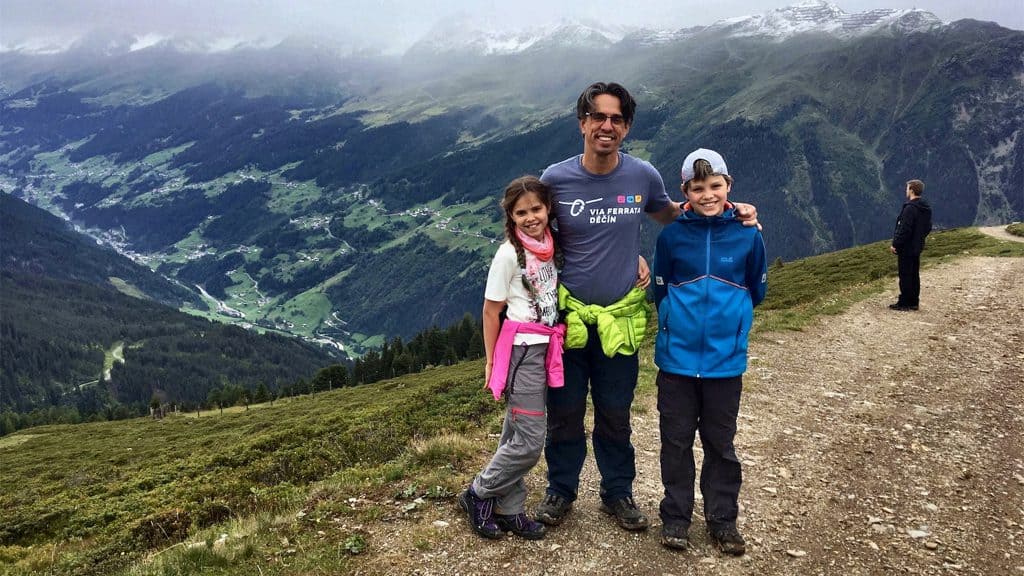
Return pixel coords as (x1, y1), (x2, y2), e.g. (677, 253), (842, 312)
(405, 15), (633, 56)
(0, 2), (949, 57)
(712, 1), (942, 40)
(405, 1), (945, 56)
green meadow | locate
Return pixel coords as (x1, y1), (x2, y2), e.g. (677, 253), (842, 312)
(1, 228), (1021, 576)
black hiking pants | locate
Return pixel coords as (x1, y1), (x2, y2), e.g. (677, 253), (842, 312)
(897, 251), (922, 307)
(657, 371), (743, 531)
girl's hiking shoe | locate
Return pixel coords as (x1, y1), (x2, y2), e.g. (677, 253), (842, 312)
(599, 496), (650, 531)
(660, 523), (690, 550)
(459, 488), (502, 540)
(534, 493), (573, 526)
(707, 525), (746, 555)
(494, 512), (547, 540)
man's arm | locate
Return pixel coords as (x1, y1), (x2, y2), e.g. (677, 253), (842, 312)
(651, 201), (760, 228)
(892, 205), (915, 253)
(649, 201), (682, 225)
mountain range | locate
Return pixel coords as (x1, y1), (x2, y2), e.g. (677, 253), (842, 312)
(1, 0), (1021, 357)
(0, 2), (954, 57)
(407, 2), (945, 56)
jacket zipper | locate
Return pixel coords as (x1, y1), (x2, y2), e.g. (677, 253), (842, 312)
(699, 223), (711, 378)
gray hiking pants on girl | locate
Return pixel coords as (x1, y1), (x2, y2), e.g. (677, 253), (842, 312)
(472, 343), (549, 515)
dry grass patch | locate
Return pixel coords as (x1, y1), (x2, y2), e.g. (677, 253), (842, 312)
(409, 432), (479, 468)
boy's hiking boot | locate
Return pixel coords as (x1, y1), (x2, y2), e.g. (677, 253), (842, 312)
(707, 525), (746, 555)
(459, 488), (502, 540)
(534, 493), (573, 526)
(660, 523), (690, 550)
(495, 512), (547, 540)
(599, 496), (650, 531)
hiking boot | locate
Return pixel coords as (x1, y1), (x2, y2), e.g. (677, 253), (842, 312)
(599, 496), (650, 531)
(495, 512), (547, 540)
(888, 303), (918, 311)
(534, 493), (573, 526)
(707, 525), (746, 556)
(458, 488), (502, 540)
(660, 523), (690, 550)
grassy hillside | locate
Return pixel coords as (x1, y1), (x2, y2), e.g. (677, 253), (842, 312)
(1, 228), (1021, 575)
(0, 193), (198, 308)
(0, 362), (495, 576)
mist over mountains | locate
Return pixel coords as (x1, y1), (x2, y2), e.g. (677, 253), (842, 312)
(0, 1), (991, 57)
(2, 0), (1022, 358)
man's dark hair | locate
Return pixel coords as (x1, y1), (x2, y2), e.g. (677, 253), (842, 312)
(906, 179), (924, 196)
(576, 82), (636, 126)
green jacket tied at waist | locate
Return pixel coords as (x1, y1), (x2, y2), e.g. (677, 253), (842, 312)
(558, 284), (652, 357)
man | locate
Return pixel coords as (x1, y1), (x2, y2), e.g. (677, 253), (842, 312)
(889, 179), (932, 311)
(535, 82), (757, 531)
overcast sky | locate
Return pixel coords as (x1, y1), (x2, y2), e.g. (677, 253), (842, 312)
(1, 0), (1020, 52)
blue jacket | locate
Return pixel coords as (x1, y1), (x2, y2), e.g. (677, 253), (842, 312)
(653, 208), (767, 378)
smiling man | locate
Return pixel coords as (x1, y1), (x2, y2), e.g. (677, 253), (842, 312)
(534, 82), (758, 533)
(534, 82), (665, 532)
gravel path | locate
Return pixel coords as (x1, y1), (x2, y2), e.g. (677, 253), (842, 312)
(978, 225), (1023, 244)
(354, 247), (1024, 575)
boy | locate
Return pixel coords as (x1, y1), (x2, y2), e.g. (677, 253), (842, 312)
(889, 179), (932, 311)
(652, 148), (767, 554)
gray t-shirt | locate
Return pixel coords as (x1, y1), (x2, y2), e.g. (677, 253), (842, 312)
(541, 152), (671, 306)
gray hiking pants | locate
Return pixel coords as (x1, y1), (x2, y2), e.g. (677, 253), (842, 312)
(473, 343), (549, 515)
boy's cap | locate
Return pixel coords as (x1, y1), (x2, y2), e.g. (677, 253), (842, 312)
(681, 148), (729, 183)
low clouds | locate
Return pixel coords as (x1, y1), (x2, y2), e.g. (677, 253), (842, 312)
(1, 0), (1020, 53)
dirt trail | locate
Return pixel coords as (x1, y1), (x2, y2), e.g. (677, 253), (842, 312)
(355, 251), (1024, 575)
(978, 225), (1023, 244)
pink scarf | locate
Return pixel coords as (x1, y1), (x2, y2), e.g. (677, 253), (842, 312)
(515, 227), (554, 262)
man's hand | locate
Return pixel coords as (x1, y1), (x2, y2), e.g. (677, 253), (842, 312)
(733, 202), (760, 230)
(890, 245), (897, 255)
(637, 255), (651, 290)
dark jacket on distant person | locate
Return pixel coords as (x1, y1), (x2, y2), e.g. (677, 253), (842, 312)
(893, 198), (933, 255)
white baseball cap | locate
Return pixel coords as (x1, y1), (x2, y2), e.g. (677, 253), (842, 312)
(681, 148), (729, 183)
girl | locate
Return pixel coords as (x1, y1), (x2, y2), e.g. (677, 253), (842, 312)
(459, 176), (565, 541)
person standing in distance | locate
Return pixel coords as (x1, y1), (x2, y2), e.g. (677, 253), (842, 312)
(534, 82), (759, 531)
(889, 179), (932, 311)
